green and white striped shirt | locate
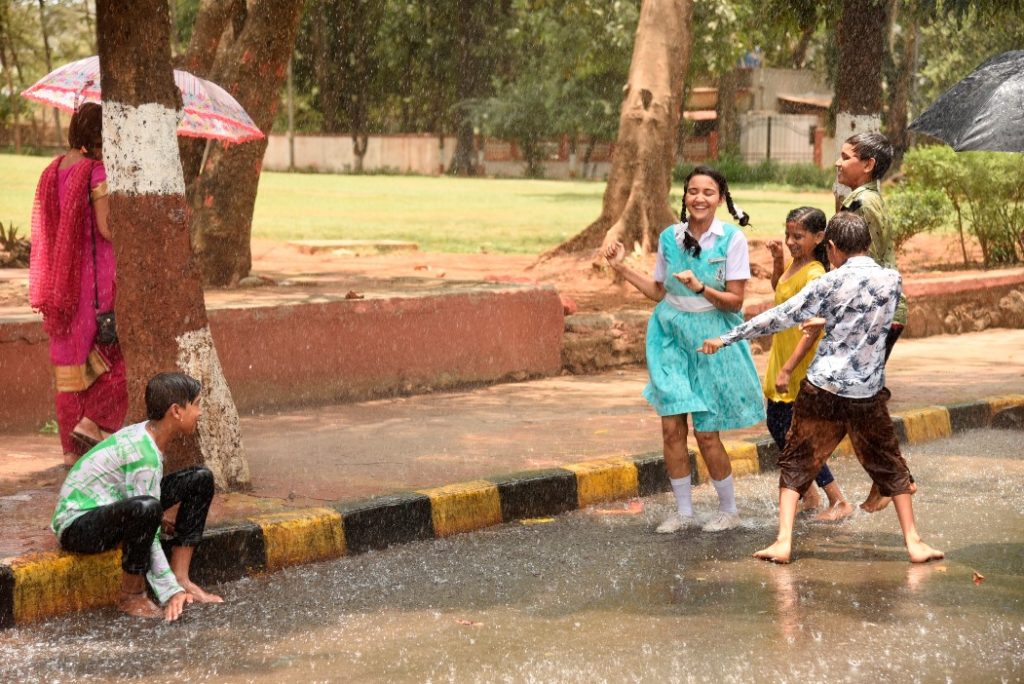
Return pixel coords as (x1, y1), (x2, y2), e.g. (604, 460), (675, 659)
(51, 422), (184, 604)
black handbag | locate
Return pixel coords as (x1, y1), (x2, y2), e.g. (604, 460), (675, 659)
(91, 222), (117, 345)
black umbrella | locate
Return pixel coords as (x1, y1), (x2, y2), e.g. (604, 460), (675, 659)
(909, 50), (1024, 152)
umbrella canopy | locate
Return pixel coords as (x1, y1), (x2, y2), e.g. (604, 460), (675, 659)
(909, 50), (1024, 152)
(21, 55), (263, 144)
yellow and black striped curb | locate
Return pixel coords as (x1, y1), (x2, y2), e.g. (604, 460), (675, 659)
(2, 394), (1021, 628)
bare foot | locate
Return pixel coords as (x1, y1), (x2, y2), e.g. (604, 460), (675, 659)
(815, 499), (855, 522)
(860, 483), (892, 512)
(799, 487), (822, 513)
(179, 579), (224, 604)
(906, 540), (944, 564)
(753, 540), (792, 564)
(117, 591), (162, 618)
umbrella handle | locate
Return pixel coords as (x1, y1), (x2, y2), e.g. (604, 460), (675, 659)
(73, 79), (94, 113)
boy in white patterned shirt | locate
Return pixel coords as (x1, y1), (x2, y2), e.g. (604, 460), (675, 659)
(700, 213), (943, 564)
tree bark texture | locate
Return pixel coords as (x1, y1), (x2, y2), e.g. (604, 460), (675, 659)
(186, 0), (305, 286)
(96, 0), (249, 489)
(886, 16), (917, 171)
(832, 0), (888, 206)
(716, 67), (741, 157)
(546, 0), (693, 257)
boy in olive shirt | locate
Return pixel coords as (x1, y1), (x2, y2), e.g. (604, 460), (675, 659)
(835, 132), (906, 512)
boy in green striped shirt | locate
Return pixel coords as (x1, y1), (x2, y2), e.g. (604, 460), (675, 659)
(52, 372), (223, 621)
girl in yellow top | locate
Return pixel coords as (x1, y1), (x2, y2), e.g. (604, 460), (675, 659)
(765, 207), (853, 521)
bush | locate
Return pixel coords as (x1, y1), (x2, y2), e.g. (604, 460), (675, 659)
(886, 185), (952, 255)
(673, 155), (832, 189)
(902, 146), (1024, 267)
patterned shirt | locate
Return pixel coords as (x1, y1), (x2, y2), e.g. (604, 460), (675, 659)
(51, 422), (183, 604)
(720, 256), (901, 398)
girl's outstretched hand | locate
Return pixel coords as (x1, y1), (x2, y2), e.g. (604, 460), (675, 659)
(698, 337), (724, 355)
(767, 240), (784, 260)
(602, 240), (626, 266)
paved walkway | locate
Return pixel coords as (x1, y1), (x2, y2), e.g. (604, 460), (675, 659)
(2, 327), (1022, 560)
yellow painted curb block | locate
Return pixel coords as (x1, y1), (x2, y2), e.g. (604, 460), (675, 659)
(898, 406), (952, 444)
(419, 480), (502, 537)
(251, 508), (346, 572)
(723, 441), (761, 479)
(10, 549), (120, 624)
(562, 458), (638, 507)
(987, 394), (1024, 414)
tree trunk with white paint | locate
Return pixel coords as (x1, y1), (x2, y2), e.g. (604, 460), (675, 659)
(544, 0), (693, 257)
(96, 0), (249, 490)
(832, 0), (888, 208)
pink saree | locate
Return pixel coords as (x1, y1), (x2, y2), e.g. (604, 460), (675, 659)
(30, 156), (127, 455)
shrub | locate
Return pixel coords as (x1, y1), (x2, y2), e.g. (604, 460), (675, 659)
(886, 185), (952, 255)
(902, 146), (1024, 267)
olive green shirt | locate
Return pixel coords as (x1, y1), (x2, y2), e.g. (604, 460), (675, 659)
(841, 181), (908, 325)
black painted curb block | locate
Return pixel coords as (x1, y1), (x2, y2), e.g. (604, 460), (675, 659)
(489, 468), (578, 522)
(334, 492), (434, 555)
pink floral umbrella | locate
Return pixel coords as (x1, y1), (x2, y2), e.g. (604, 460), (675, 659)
(22, 55), (263, 144)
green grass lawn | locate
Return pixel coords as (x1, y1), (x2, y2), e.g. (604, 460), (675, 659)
(1, 152), (835, 253)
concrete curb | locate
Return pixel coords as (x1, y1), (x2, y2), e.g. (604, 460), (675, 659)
(3, 393), (1022, 629)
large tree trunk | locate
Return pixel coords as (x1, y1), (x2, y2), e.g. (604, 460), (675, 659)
(96, 0), (249, 489)
(716, 67), (741, 158)
(186, 0), (305, 286)
(832, 0), (889, 207)
(545, 0), (693, 257)
(886, 12), (918, 172)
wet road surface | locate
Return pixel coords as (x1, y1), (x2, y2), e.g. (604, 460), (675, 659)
(2, 429), (1022, 683)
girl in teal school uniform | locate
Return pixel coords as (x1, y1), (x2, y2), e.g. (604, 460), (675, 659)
(604, 166), (764, 533)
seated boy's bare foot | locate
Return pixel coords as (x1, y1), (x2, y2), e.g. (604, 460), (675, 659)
(753, 540), (792, 564)
(815, 500), (855, 522)
(179, 579), (223, 603)
(799, 488), (821, 513)
(117, 591), (162, 618)
(906, 540), (944, 564)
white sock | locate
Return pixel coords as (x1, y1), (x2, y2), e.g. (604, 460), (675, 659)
(669, 476), (693, 517)
(712, 474), (737, 515)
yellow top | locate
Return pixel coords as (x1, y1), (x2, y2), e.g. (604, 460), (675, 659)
(763, 259), (826, 403)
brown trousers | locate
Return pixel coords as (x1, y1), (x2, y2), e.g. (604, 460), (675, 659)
(779, 380), (914, 497)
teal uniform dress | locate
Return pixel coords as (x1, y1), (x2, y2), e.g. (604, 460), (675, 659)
(643, 223), (766, 432)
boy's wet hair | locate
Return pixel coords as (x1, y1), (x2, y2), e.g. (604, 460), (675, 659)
(679, 165), (750, 256)
(845, 132), (893, 180)
(68, 103), (102, 155)
(786, 206), (829, 270)
(825, 212), (872, 254)
(145, 372), (202, 420)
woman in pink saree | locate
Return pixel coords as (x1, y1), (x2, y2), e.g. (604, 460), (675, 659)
(29, 103), (127, 467)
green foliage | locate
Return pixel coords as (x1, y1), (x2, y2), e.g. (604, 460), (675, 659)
(886, 184), (952, 254)
(39, 419), (59, 435)
(673, 155), (832, 190)
(902, 146), (1024, 267)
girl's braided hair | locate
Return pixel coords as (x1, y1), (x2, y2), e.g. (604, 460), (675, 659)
(786, 206), (829, 271)
(680, 165), (749, 256)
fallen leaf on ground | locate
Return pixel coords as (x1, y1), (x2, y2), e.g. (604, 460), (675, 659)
(973, 571), (985, 585)
(455, 619), (483, 626)
(589, 499), (644, 516)
(935, 566), (947, 573)
(345, 290), (365, 299)
(519, 517), (554, 525)
(413, 265), (430, 271)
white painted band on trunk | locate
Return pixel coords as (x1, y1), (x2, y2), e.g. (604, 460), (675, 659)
(176, 325), (250, 489)
(833, 112), (882, 199)
(103, 102), (186, 196)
